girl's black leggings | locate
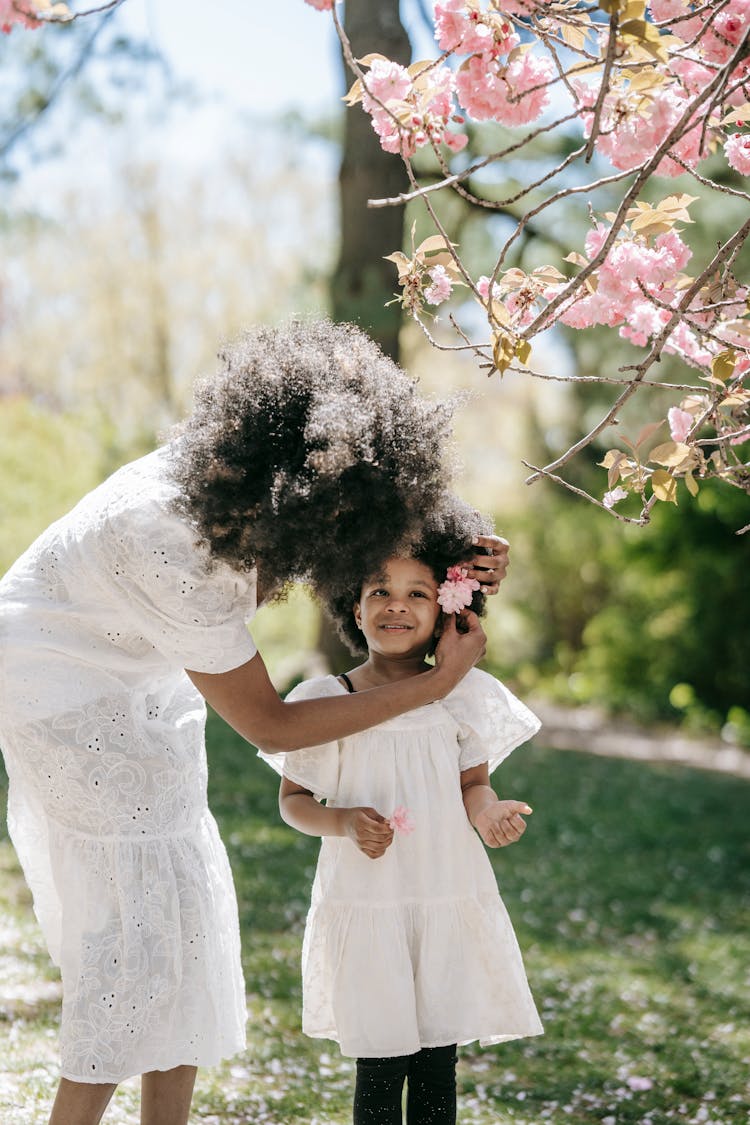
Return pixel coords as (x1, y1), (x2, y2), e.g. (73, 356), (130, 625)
(353, 1044), (457, 1125)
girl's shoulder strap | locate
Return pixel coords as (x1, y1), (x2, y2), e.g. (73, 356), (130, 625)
(338, 671), (356, 693)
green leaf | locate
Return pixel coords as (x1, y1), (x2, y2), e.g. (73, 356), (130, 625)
(712, 349), (737, 382)
(515, 338), (532, 366)
(649, 440), (690, 468)
(492, 332), (515, 375)
(651, 469), (678, 504)
(383, 251), (412, 281)
(415, 235), (454, 257)
(684, 471), (699, 497)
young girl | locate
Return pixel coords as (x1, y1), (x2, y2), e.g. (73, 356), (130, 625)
(261, 501), (543, 1125)
(0, 319), (508, 1125)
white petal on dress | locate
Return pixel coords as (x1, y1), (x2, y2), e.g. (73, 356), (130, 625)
(260, 670), (544, 1058)
(0, 448), (257, 1083)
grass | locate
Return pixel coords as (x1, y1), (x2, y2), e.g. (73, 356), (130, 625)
(1, 716), (749, 1124)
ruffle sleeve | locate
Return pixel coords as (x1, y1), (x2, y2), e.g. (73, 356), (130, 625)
(99, 492), (258, 675)
(442, 668), (541, 774)
(257, 677), (342, 802)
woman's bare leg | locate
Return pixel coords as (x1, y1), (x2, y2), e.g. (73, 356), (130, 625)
(140, 1065), (197, 1125)
(48, 1078), (117, 1125)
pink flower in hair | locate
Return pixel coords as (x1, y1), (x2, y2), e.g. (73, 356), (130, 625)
(437, 564), (480, 613)
(389, 806), (416, 835)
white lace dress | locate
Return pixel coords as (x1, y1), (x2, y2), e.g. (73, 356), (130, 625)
(261, 670), (544, 1059)
(0, 448), (257, 1083)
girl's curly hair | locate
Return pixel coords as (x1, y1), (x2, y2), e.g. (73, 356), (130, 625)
(327, 493), (493, 655)
(167, 317), (455, 596)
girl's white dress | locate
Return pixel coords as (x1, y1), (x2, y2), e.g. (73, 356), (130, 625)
(261, 671), (544, 1058)
(0, 449), (257, 1082)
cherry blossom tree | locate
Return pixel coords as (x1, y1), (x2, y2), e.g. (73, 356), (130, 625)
(7, 0), (750, 531)
(301, 0), (750, 531)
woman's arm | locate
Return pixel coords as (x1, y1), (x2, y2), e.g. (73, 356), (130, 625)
(279, 776), (393, 859)
(460, 762), (532, 848)
(187, 610), (485, 754)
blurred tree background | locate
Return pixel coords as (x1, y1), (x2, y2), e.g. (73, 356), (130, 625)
(1, 0), (749, 748)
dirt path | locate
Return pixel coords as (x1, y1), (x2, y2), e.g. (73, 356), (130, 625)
(529, 699), (750, 780)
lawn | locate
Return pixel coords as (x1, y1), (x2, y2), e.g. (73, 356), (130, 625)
(1, 715), (748, 1124)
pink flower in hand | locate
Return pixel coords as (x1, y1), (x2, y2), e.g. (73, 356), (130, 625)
(389, 806), (415, 835)
(437, 565), (480, 613)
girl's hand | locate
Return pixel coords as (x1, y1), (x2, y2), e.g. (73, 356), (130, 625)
(433, 611), (487, 689)
(343, 807), (394, 859)
(465, 535), (509, 595)
(475, 800), (532, 848)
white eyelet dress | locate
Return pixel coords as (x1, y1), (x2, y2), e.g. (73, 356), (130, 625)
(260, 670), (544, 1059)
(0, 448), (257, 1083)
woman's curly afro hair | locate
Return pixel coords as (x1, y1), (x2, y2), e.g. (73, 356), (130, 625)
(168, 317), (455, 597)
(327, 492), (493, 655)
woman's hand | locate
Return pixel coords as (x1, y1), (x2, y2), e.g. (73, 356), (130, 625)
(433, 611), (487, 690)
(465, 535), (509, 595)
(474, 799), (532, 848)
(343, 807), (394, 859)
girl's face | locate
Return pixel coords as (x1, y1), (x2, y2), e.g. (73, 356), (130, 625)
(354, 557), (441, 661)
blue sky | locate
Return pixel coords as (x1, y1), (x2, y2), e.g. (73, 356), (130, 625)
(120, 0), (344, 114)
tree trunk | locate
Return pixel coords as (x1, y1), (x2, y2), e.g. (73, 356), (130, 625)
(330, 0), (411, 362)
(318, 0), (412, 673)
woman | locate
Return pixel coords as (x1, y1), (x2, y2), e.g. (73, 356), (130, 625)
(0, 317), (508, 1125)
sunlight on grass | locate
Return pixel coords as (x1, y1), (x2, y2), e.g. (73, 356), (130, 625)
(250, 586), (321, 687)
(1, 724), (748, 1124)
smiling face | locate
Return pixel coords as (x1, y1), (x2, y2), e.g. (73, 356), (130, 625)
(354, 556), (442, 662)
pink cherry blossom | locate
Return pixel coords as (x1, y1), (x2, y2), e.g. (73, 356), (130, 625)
(498, 0), (537, 13)
(361, 59), (467, 156)
(668, 406), (693, 442)
(424, 265), (453, 306)
(702, 4), (750, 64)
(434, 0), (468, 51)
(647, 1), (710, 46)
(654, 229), (692, 275)
(435, 1), (519, 56)
(649, 0), (690, 20)
(584, 223), (610, 260)
(1, 0), (41, 32)
(456, 50), (553, 125)
(437, 565), (480, 613)
(663, 321), (713, 370)
(726, 59), (750, 106)
(443, 127), (469, 152)
(724, 132), (750, 175)
(362, 58), (412, 114)
(477, 275), (501, 302)
(603, 486), (629, 509)
(575, 76), (711, 177)
(389, 806), (416, 835)
(669, 56), (714, 96)
(619, 301), (672, 347)
(564, 220), (695, 348)
(304, 0), (334, 8)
